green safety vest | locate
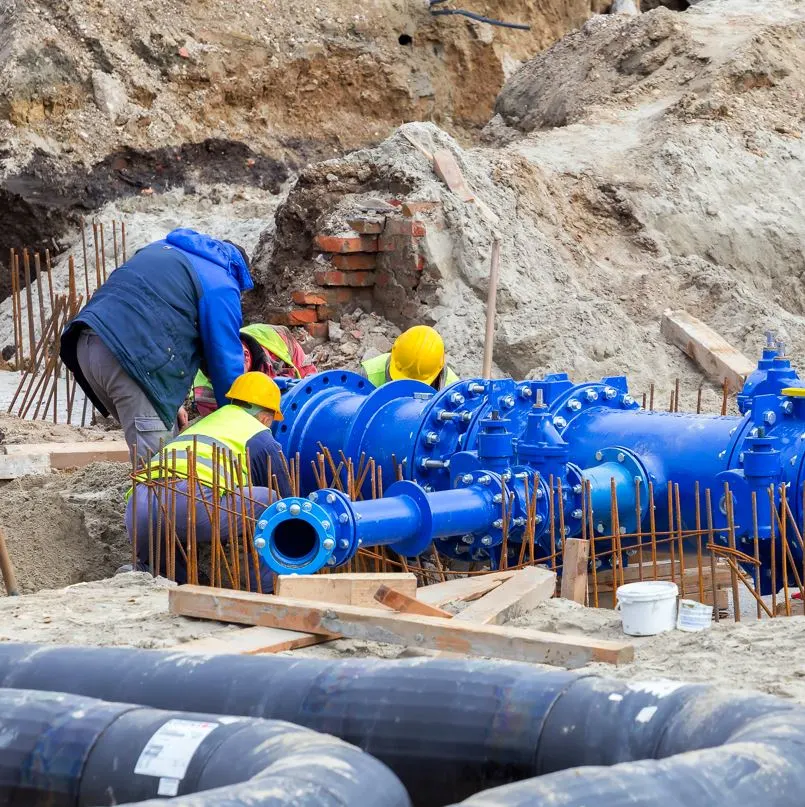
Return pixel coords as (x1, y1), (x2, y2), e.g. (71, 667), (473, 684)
(130, 405), (266, 496)
(193, 324), (300, 388)
(361, 353), (459, 390)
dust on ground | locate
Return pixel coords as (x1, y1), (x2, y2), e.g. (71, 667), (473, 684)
(0, 461), (131, 594)
(0, 411), (119, 444)
(0, 573), (234, 648)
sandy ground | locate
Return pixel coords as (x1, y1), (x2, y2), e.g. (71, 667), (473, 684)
(4, 574), (805, 705)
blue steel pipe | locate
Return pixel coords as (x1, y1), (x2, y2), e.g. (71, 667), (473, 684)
(257, 479), (502, 575)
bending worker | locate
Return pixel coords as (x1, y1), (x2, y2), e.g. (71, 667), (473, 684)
(60, 229), (253, 463)
(194, 323), (317, 417)
(361, 325), (458, 390)
(124, 372), (292, 591)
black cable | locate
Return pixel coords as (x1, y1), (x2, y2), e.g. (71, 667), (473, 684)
(430, 7), (530, 30)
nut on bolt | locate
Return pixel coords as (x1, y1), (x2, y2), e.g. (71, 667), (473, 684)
(604, 387), (617, 400)
(553, 416), (567, 429)
(257, 519), (268, 530)
(289, 503), (301, 515)
(461, 473), (474, 484)
(326, 493), (337, 504)
(501, 394), (515, 409)
(617, 452), (626, 463)
(302, 502), (312, 512)
(493, 519), (503, 529)
(572, 509), (583, 519)
(520, 387), (533, 399)
(623, 395), (635, 406)
(763, 410), (776, 426)
(481, 536), (492, 546)
(567, 398), (582, 412)
(323, 538), (335, 551)
(277, 502), (287, 513)
(424, 431), (439, 445)
(585, 388), (599, 402)
(782, 400), (794, 414)
(478, 475), (491, 485)
(308, 491), (318, 502)
(254, 537), (266, 550)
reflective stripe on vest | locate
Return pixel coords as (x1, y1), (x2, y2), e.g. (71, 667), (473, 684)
(130, 405), (266, 495)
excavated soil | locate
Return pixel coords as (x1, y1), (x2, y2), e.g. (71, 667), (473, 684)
(0, 461), (130, 594)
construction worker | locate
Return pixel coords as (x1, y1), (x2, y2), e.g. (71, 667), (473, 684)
(193, 323), (317, 417)
(123, 372), (291, 590)
(361, 325), (459, 390)
(60, 229), (253, 463)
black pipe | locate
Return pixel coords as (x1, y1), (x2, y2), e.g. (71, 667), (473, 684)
(0, 644), (587, 807)
(3, 644), (805, 807)
(0, 686), (409, 807)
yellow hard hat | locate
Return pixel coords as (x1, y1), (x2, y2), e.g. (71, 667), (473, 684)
(225, 372), (284, 420)
(389, 325), (445, 385)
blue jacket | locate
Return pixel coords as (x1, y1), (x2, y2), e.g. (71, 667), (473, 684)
(60, 229), (253, 429)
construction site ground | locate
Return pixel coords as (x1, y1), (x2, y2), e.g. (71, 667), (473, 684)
(1, 0), (805, 741)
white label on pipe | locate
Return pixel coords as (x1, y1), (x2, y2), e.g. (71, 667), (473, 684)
(134, 719), (219, 779)
(158, 778), (180, 796)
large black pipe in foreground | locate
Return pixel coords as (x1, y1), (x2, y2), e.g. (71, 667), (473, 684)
(1, 644), (804, 807)
(0, 687), (409, 807)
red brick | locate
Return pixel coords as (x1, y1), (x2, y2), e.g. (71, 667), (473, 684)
(416, 255), (426, 271)
(378, 234), (407, 252)
(291, 290), (328, 305)
(387, 199), (402, 207)
(332, 253), (377, 271)
(287, 308), (319, 325)
(344, 271), (375, 288)
(315, 270), (347, 286)
(317, 304), (336, 320)
(383, 219), (415, 236)
(347, 218), (385, 234)
(314, 234), (378, 253)
(305, 322), (329, 338)
(402, 201), (441, 217)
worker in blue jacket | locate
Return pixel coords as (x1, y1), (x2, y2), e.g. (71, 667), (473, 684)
(60, 228), (253, 464)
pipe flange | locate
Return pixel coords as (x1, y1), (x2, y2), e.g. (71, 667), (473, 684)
(254, 495), (343, 575)
(546, 380), (638, 434)
(409, 379), (494, 489)
(384, 480), (434, 558)
(274, 370), (371, 448)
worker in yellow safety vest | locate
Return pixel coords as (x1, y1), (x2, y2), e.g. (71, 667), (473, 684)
(123, 372), (292, 590)
(194, 323), (317, 416)
(361, 325), (459, 390)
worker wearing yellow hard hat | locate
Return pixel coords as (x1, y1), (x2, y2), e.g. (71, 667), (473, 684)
(361, 325), (459, 390)
(122, 372), (291, 590)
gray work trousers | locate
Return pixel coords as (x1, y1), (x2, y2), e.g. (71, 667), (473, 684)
(75, 329), (176, 464)
(125, 480), (275, 591)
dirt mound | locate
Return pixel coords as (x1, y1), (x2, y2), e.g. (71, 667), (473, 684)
(0, 461), (130, 594)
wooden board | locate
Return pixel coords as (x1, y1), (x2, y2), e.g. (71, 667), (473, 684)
(661, 310), (755, 392)
(417, 571), (516, 607)
(0, 441), (131, 478)
(174, 626), (327, 655)
(560, 539), (589, 605)
(374, 585), (453, 618)
(169, 585), (634, 668)
(596, 559), (733, 589)
(276, 572), (417, 608)
(433, 149), (475, 203)
(454, 567), (556, 626)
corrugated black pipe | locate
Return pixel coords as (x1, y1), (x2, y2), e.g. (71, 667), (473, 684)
(0, 686), (410, 807)
(2, 645), (805, 806)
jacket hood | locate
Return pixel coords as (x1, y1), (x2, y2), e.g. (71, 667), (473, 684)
(166, 228), (254, 292)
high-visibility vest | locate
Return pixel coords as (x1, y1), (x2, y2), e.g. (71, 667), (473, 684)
(193, 324), (301, 390)
(130, 405), (266, 495)
(361, 353), (459, 390)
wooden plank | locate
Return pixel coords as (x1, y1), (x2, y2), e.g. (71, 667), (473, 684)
(560, 539), (589, 604)
(0, 441), (131, 477)
(276, 572), (417, 608)
(661, 310), (755, 392)
(169, 585), (634, 668)
(433, 149), (475, 203)
(173, 626), (327, 655)
(417, 571), (516, 607)
(374, 584), (453, 618)
(454, 567), (556, 626)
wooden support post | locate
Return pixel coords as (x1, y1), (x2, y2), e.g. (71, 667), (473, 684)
(560, 539), (589, 604)
(169, 585), (634, 668)
(661, 310), (754, 392)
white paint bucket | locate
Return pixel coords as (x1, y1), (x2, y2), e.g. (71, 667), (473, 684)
(676, 598), (712, 632)
(616, 581), (679, 636)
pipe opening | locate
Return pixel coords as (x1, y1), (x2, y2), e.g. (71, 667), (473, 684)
(272, 519), (319, 562)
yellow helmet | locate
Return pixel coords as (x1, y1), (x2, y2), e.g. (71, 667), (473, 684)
(225, 372), (284, 420)
(389, 325), (445, 385)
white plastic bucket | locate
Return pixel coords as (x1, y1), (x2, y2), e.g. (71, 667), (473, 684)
(616, 581), (679, 636)
(676, 598), (712, 632)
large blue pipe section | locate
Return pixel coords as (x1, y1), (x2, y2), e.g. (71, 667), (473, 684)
(3, 644), (805, 807)
(261, 343), (805, 591)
